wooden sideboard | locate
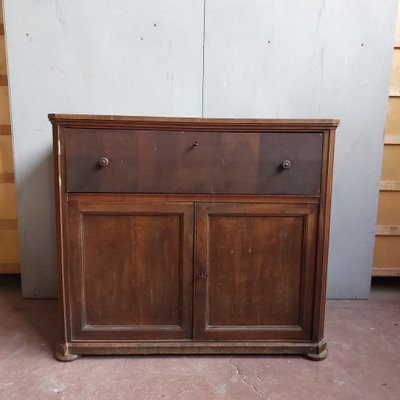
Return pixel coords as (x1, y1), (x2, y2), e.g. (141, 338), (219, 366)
(50, 114), (338, 361)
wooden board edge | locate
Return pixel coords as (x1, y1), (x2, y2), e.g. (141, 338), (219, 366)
(48, 114), (340, 128)
(0, 125), (11, 135)
(0, 172), (15, 184)
(372, 268), (400, 277)
(380, 180), (400, 191)
(0, 74), (8, 86)
(375, 225), (400, 236)
(384, 135), (400, 145)
(0, 263), (20, 273)
(0, 219), (18, 229)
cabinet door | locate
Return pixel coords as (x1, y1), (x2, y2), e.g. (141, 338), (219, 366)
(66, 200), (193, 341)
(194, 202), (318, 341)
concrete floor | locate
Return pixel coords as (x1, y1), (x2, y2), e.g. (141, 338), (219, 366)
(0, 276), (399, 400)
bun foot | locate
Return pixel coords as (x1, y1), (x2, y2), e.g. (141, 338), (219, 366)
(54, 343), (80, 362)
(304, 348), (328, 361)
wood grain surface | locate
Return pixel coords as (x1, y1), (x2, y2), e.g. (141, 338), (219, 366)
(65, 129), (323, 195)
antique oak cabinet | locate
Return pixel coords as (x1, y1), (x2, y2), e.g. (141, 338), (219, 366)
(50, 114), (338, 361)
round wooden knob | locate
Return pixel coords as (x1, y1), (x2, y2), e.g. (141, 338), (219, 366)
(282, 160), (292, 169)
(98, 157), (109, 167)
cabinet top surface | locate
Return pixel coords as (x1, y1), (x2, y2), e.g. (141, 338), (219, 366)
(49, 114), (339, 128)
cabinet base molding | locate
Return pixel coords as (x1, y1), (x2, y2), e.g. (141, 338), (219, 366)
(303, 348), (328, 361)
(55, 340), (327, 361)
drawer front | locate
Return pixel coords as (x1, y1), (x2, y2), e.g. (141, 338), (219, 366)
(65, 129), (323, 195)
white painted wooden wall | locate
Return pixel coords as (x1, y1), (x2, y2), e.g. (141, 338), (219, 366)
(2, 0), (398, 298)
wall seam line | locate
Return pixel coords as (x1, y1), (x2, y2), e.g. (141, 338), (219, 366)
(201, 0), (206, 117)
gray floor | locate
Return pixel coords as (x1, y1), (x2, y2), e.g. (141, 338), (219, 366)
(0, 275), (399, 400)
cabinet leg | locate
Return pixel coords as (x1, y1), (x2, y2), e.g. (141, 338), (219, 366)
(304, 348), (328, 361)
(54, 343), (80, 362)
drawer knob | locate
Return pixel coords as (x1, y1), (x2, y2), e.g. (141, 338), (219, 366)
(199, 272), (208, 279)
(98, 157), (109, 167)
(282, 160), (292, 169)
(192, 140), (199, 147)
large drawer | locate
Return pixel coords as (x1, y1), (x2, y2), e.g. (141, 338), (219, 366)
(64, 129), (323, 195)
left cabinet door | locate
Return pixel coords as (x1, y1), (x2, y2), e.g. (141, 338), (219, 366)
(66, 200), (194, 341)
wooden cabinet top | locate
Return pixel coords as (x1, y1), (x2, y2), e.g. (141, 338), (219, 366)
(49, 114), (339, 129)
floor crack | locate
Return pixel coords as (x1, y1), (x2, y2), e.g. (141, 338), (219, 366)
(228, 357), (265, 399)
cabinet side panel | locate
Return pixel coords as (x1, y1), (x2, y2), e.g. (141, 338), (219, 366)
(53, 124), (69, 344)
(313, 130), (336, 341)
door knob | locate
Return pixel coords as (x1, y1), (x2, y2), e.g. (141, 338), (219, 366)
(98, 157), (109, 167)
(281, 160), (292, 169)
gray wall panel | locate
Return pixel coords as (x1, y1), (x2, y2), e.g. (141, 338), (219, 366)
(3, 0), (398, 298)
(3, 0), (204, 297)
(202, 0), (398, 298)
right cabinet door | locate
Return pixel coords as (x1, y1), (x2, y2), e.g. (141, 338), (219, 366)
(194, 202), (319, 341)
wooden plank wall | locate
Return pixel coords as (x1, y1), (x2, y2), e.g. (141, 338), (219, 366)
(0, 1), (20, 274)
(373, 6), (400, 277)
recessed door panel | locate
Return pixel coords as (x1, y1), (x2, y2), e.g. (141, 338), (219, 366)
(67, 200), (193, 341)
(194, 202), (318, 341)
